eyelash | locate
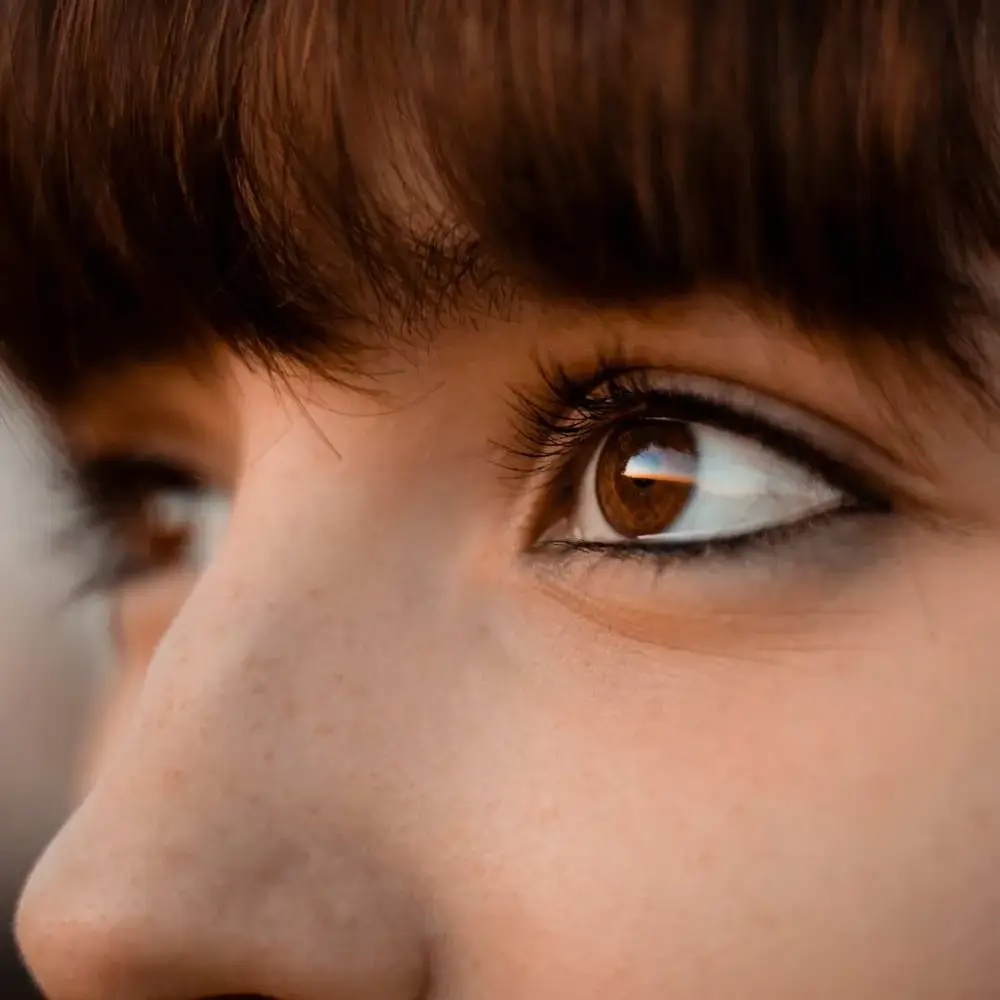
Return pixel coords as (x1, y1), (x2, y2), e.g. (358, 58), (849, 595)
(505, 356), (893, 563)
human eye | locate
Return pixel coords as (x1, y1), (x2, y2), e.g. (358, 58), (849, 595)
(510, 361), (893, 566)
(76, 453), (230, 591)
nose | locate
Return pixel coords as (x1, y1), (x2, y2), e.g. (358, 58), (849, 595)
(14, 588), (430, 1000)
(15, 740), (428, 1000)
(16, 691), (429, 1000)
(19, 823), (427, 999)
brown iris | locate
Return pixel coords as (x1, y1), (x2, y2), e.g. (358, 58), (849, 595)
(595, 420), (699, 538)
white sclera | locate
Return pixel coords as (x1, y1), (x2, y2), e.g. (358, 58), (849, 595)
(568, 421), (842, 545)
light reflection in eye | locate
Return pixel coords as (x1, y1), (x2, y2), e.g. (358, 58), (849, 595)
(147, 489), (230, 573)
(623, 445), (698, 482)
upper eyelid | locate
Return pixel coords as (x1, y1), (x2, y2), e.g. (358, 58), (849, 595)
(597, 369), (894, 466)
(502, 363), (890, 479)
(518, 344), (925, 472)
(74, 454), (221, 515)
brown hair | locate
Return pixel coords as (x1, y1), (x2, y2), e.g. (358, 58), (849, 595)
(1, 0), (999, 399)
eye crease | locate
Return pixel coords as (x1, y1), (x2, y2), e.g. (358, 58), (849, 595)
(509, 361), (894, 564)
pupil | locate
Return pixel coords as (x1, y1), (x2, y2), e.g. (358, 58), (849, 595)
(595, 420), (698, 538)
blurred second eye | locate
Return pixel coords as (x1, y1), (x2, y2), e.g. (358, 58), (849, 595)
(77, 455), (230, 588)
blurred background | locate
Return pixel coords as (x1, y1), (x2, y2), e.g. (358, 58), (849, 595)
(0, 377), (108, 997)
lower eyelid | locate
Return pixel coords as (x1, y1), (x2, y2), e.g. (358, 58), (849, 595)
(535, 504), (889, 570)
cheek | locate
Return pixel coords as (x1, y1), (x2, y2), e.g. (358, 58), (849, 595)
(404, 567), (1000, 997)
(78, 574), (196, 793)
(426, 677), (1000, 997)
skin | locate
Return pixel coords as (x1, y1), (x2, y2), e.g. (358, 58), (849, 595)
(13, 296), (1000, 999)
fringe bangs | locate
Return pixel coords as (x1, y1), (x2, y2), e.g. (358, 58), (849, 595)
(1, 0), (999, 396)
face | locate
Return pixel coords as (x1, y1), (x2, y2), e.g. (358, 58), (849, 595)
(15, 296), (1000, 999)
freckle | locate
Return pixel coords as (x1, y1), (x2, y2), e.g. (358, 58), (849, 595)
(535, 803), (561, 826)
(691, 842), (718, 874)
(966, 800), (996, 838)
(160, 765), (188, 794)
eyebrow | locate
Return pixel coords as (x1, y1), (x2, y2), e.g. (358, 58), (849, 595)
(1, 0), (999, 400)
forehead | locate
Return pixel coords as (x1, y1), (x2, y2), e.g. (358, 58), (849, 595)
(0, 0), (998, 400)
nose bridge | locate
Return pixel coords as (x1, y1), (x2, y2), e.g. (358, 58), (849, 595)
(15, 472), (431, 1000)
